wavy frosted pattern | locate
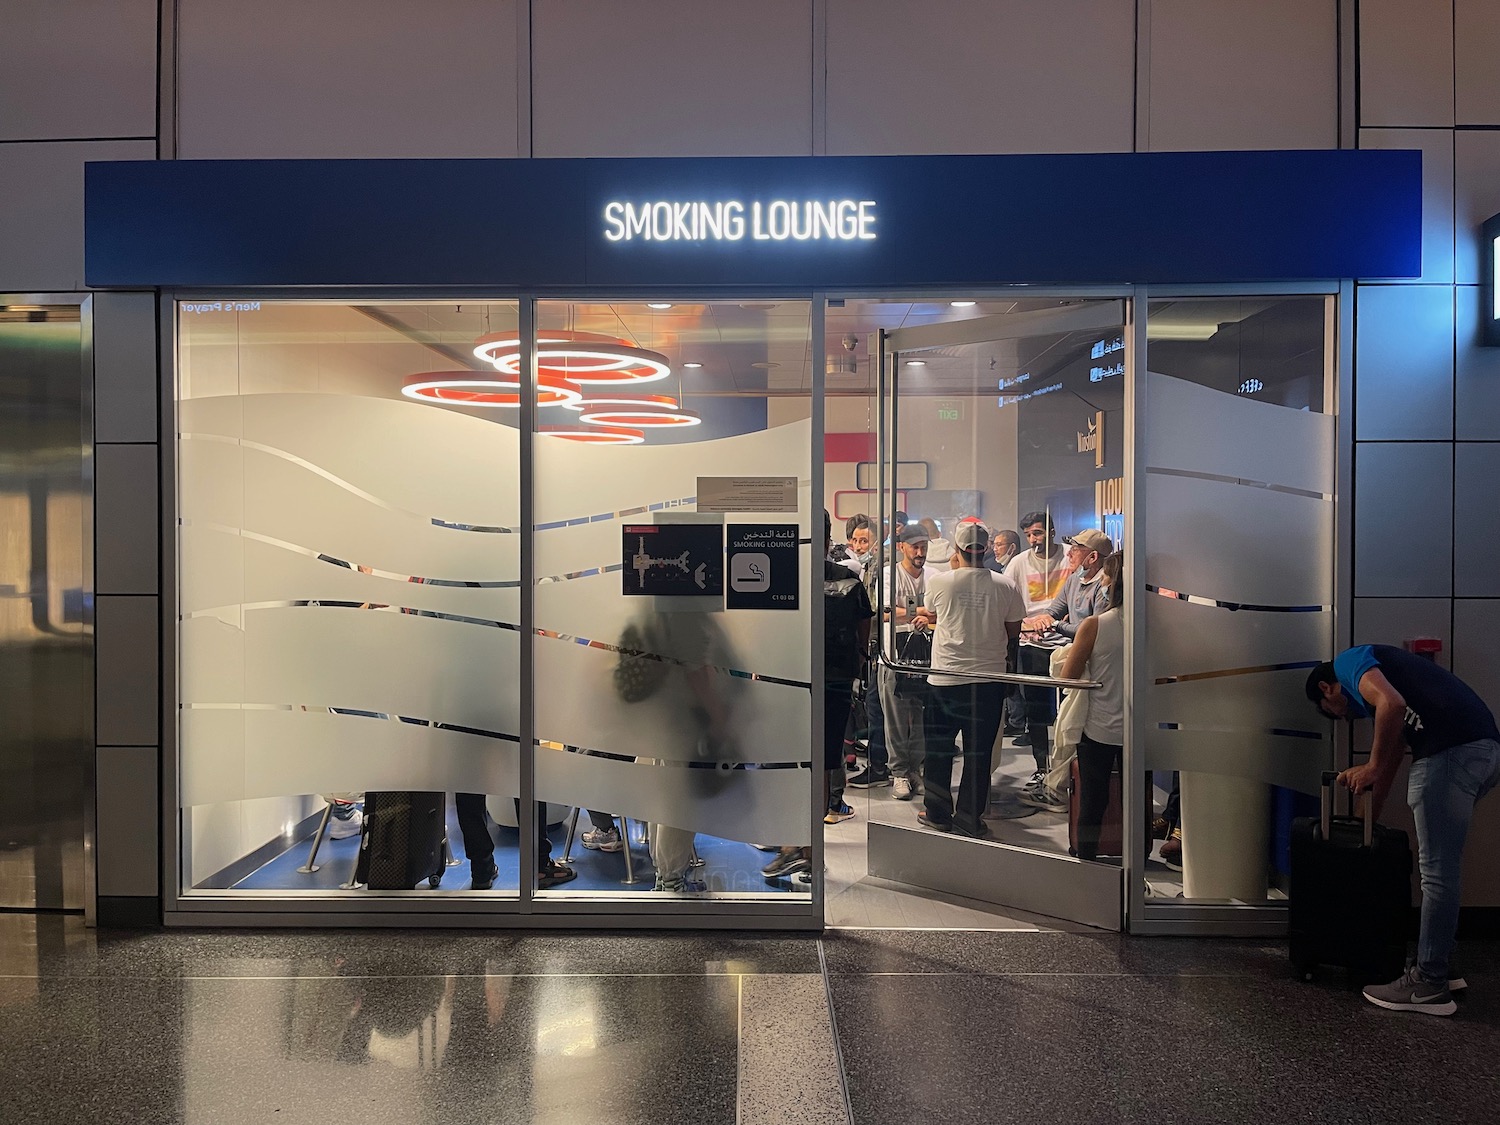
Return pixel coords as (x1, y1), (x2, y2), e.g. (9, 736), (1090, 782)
(180, 392), (520, 807)
(1145, 372), (1334, 804)
(535, 749), (811, 847)
(535, 419), (815, 768)
(1145, 372), (1333, 494)
(181, 708), (518, 806)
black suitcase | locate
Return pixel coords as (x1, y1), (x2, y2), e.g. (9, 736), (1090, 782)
(354, 791), (448, 890)
(1289, 771), (1412, 986)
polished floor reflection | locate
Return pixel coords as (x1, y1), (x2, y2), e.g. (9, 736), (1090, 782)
(2, 915), (1497, 1124)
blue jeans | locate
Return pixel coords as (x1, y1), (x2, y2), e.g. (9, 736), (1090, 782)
(1409, 738), (1500, 982)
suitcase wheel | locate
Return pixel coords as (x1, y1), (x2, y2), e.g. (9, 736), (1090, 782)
(428, 871), (443, 889)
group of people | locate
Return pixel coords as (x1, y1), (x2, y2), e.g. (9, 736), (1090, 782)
(768, 507), (1130, 866)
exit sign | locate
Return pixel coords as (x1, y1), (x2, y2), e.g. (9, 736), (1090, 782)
(936, 399), (964, 422)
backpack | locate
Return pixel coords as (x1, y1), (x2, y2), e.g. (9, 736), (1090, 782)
(613, 619), (668, 703)
(824, 568), (868, 682)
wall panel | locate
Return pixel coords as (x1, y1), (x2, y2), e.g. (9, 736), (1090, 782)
(177, 0), (520, 158)
(0, 0), (157, 142)
(825, 0), (1134, 155)
(1358, 0), (1454, 127)
(1353, 284), (1454, 441)
(1358, 129), (1455, 286)
(0, 141), (155, 292)
(1146, 0), (1336, 151)
(532, 0), (812, 157)
(1456, 0), (1500, 125)
(1352, 442), (1452, 597)
(1453, 131), (1500, 285)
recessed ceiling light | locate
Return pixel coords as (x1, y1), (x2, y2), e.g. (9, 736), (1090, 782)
(647, 302), (674, 310)
(950, 301), (976, 308)
(739, 302), (779, 311)
(683, 361), (703, 369)
(750, 361), (781, 369)
(906, 359), (927, 367)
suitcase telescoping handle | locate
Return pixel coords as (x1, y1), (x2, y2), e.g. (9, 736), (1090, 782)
(1319, 770), (1374, 847)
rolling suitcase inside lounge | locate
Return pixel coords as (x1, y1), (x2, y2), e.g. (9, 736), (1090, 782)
(1289, 771), (1411, 986)
(354, 791), (447, 890)
(1067, 758), (1122, 857)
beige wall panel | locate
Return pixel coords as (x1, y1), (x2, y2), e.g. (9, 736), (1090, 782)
(96, 746), (160, 897)
(1358, 0), (1454, 127)
(0, 141), (154, 292)
(1454, 131), (1500, 286)
(0, 0), (157, 142)
(826, 0), (1134, 155)
(177, 0), (520, 158)
(96, 595), (160, 747)
(1456, 0), (1500, 125)
(1358, 129), (1454, 286)
(1147, 0), (1336, 151)
(1353, 285), (1453, 441)
(532, 0), (812, 157)
(93, 292), (160, 445)
(1353, 442), (1451, 598)
(95, 445), (160, 596)
(1351, 599), (1451, 669)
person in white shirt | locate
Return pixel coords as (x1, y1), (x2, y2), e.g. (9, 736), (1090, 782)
(916, 522), (1026, 838)
(1009, 512), (1075, 784)
(1059, 551), (1125, 861)
(877, 525), (935, 799)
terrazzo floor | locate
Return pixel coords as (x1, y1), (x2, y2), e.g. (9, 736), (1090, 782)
(3, 915), (1497, 1125)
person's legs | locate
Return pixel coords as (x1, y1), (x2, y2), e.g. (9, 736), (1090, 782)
(454, 792), (496, 879)
(1004, 683), (1026, 733)
(1019, 645), (1055, 772)
(922, 687), (961, 827)
(1410, 739), (1500, 983)
(954, 684), (1004, 835)
(825, 684), (854, 815)
(650, 825), (698, 890)
(1073, 735), (1120, 861)
(878, 664), (925, 784)
(848, 672), (892, 783)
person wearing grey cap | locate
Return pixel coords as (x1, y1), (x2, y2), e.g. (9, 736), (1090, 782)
(916, 521), (1026, 837)
(1019, 528), (1113, 812)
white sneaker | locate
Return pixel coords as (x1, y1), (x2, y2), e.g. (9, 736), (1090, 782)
(1023, 770), (1046, 792)
(582, 826), (623, 852)
(892, 777), (915, 801)
(328, 808), (363, 839)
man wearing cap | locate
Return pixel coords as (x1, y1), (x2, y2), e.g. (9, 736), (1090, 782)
(1018, 528), (1113, 811)
(916, 521), (1027, 837)
(874, 524), (935, 800)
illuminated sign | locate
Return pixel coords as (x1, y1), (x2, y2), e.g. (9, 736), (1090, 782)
(1238, 378), (1264, 396)
(1090, 335), (1124, 360)
(1076, 411), (1104, 468)
(603, 199), (876, 243)
(1486, 212), (1500, 347)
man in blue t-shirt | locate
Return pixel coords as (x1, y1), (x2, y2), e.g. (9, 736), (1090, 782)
(1306, 645), (1500, 1016)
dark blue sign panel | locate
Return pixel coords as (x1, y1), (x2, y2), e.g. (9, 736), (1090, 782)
(84, 151), (1421, 289)
(726, 524), (800, 611)
(622, 523), (723, 598)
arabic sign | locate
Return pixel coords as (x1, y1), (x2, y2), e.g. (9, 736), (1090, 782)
(726, 524), (800, 611)
(696, 475), (798, 513)
(621, 523), (724, 597)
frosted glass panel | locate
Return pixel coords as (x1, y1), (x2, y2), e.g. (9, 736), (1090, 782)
(178, 301), (521, 895)
(1143, 298), (1334, 906)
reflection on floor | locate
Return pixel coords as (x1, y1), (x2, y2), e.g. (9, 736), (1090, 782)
(223, 805), (797, 896)
(8, 914), (1498, 1125)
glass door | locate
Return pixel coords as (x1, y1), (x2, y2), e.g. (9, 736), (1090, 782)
(858, 297), (1131, 931)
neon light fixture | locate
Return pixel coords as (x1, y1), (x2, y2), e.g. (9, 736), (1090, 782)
(539, 423), (645, 444)
(402, 370), (582, 408)
(572, 393), (702, 428)
(472, 329), (671, 385)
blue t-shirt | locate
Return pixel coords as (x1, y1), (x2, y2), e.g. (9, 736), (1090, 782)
(1333, 644), (1500, 760)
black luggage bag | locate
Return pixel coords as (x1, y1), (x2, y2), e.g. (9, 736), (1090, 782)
(354, 791), (448, 890)
(1289, 771), (1411, 986)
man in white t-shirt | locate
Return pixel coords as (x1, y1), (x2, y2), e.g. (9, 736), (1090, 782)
(1008, 512), (1075, 786)
(916, 522), (1026, 838)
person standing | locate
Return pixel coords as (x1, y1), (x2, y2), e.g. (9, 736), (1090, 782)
(1306, 647), (1500, 1016)
(877, 525), (935, 800)
(1007, 514), (1074, 780)
(916, 522), (1025, 838)
(1058, 553), (1124, 860)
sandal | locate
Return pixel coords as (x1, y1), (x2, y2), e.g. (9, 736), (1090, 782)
(916, 810), (952, 833)
(538, 861), (578, 889)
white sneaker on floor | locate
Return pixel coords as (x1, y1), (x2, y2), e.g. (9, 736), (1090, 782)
(1018, 786), (1067, 812)
(1023, 770), (1046, 792)
(582, 825), (623, 852)
(328, 808), (363, 839)
(892, 777), (915, 801)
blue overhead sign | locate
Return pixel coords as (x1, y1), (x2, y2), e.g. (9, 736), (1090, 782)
(84, 150), (1421, 289)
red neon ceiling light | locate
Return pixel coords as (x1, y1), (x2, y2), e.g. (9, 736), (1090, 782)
(401, 371), (582, 408)
(472, 329), (672, 385)
(572, 393), (702, 428)
(539, 423), (646, 444)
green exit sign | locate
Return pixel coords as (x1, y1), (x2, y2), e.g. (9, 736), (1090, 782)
(936, 399), (964, 422)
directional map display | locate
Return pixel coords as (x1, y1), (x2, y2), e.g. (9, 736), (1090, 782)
(621, 523), (724, 598)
